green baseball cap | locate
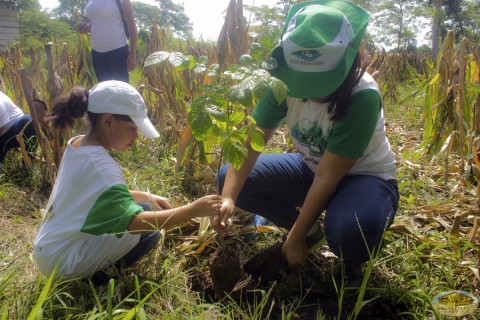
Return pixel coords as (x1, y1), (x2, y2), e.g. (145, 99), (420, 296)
(266, 0), (370, 99)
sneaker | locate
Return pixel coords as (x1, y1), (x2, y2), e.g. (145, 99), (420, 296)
(305, 220), (326, 253)
(244, 214), (268, 241)
(343, 260), (366, 288)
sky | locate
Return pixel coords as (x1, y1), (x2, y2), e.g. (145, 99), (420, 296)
(38, 0), (280, 41)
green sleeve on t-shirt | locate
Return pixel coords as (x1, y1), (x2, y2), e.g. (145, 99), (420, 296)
(252, 88), (288, 129)
(326, 89), (381, 158)
(81, 184), (144, 238)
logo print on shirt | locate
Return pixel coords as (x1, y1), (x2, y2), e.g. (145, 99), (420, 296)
(291, 120), (327, 156)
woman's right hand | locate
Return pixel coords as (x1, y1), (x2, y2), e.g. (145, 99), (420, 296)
(210, 197), (235, 236)
(189, 195), (221, 218)
(75, 23), (91, 34)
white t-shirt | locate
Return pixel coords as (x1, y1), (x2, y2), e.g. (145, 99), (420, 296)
(0, 91), (24, 136)
(253, 73), (397, 181)
(85, 0), (128, 53)
(34, 137), (142, 279)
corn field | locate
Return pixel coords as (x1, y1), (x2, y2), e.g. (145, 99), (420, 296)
(1, 1), (480, 192)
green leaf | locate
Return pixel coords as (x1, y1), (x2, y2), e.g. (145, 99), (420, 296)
(168, 52), (186, 67)
(253, 78), (269, 100)
(206, 105), (227, 122)
(239, 66), (251, 75)
(269, 77), (288, 104)
(209, 94), (226, 107)
(228, 85), (241, 102)
(253, 69), (270, 77)
(177, 56), (194, 70)
(240, 76), (256, 90)
(207, 64), (220, 77)
(239, 54), (253, 66)
(224, 141), (248, 170)
(229, 126), (249, 140)
(144, 51), (170, 67)
(232, 72), (245, 81)
(261, 57), (278, 70)
(193, 63), (207, 74)
(230, 84), (253, 107)
(27, 266), (58, 320)
(198, 56), (209, 65)
(213, 123), (223, 136)
(191, 94), (208, 109)
(250, 43), (262, 59)
(188, 108), (213, 141)
(238, 88), (253, 108)
(250, 127), (265, 152)
(467, 82), (480, 93)
(230, 110), (245, 125)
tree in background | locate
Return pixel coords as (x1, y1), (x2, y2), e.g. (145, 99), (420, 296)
(244, 1), (295, 57)
(19, 9), (77, 47)
(366, 0), (424, 52)
(154, 0), (192, 38)
(131, 2), (161, 31)
(52, 0), (85, 26)
(2, 0), (40, 12)
(426, 0), (479, 61)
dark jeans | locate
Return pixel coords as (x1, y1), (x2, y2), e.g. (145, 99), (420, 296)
(0, 114), (37, 165)
(216, 153), (399, 262)
(91, 45), (130, 83)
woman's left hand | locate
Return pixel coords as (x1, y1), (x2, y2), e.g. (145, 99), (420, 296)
(150, 195), (171, 211)
(126, 53), (136, 72)
(282, 237), (308, 267)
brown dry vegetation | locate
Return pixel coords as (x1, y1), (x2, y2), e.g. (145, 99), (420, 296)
(2, 2), (480, 317)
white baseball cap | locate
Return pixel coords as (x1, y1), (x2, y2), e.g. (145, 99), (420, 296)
(88, 81), (160, 139)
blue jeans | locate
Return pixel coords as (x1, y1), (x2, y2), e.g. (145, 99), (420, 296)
(216, 153), (399, 262)
(0, 114), (37, 165)
(91, 45), (130, 83)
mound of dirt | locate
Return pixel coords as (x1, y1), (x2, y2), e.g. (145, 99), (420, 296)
(208, 239), (250, 300)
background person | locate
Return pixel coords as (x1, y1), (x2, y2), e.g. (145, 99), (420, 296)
(75, 0), (137, 83)
(0, 91), (37, 169)
(212, 0), (399, 282)
(34, 81), (221, 284)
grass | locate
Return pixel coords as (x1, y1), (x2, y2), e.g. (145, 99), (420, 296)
(1, 83), (480, 319)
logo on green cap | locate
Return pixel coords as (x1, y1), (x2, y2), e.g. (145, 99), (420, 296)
(292, 49), (323, 61)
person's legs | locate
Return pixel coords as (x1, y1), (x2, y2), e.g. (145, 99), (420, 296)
(106, 45), (130, 83)
(91, 49), (112, 83)
(216, 153), (314, 229)
(0, 115), (37, 165)
(90, 202), (160, 284)
(323, 175), (399, 262)
(114, 202), (160, 268)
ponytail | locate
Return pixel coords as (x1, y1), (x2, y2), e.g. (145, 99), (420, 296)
(46, 87), (89, 130)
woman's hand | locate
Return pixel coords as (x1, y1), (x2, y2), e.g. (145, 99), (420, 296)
(149, 195), (171, 211)
(126, 53), (136, 72)
(189, 195), (222, 218)
(210, 197), (235, 236)
(282, 236), (308, 267)
(75, 23), (91, 34)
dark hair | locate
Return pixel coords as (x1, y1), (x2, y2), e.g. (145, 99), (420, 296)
(46, 87), (132, 130)
(46, 87), (89, 130)
(324, 50), (367, 122)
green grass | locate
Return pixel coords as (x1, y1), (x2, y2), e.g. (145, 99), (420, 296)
(0, 83), (479, 319)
